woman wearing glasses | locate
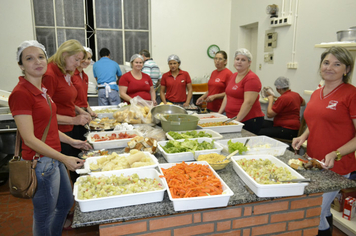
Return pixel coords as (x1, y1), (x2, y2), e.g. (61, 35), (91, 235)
(196, 51), (232, 112)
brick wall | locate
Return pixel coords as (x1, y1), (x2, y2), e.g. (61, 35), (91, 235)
(99, 193), (322, 236)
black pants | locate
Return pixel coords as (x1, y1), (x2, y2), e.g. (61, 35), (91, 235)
(258, 120), (298, 140)
(242, 116), (264, 135)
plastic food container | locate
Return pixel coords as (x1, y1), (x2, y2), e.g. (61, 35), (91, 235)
(0, 89), (11, 107)
(73, 168), (166, 212)
(159, 161), (233, 211)
(216, 136), (288, 156)
(193, 113), (227, 122)
(87, 130), (141, 149)
(91, 105), (120, 119)
(161, 114), (199, 132)
(76, 152), (159, 175)
(166, 129), (223, 140)
(231, 155), (308, 197)
(157, 138), (223, 163)
(197, 120), (244, 133)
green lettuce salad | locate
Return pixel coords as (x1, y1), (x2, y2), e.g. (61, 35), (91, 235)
(161, 139), (215, 153)
(227, 140), (248, 154)
(167, 130), (212, 140)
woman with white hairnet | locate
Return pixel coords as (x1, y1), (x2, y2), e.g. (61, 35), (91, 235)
(218, 48), (264, 134)
(8, 40), (91, 236)
(160, 54), (193, 107)
(119, 54), (156, 104)
(258, 76), (305, 139)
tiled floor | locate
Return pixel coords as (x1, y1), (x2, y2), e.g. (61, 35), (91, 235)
(0, 180), (349, 236)
(0, 180), (98, 236)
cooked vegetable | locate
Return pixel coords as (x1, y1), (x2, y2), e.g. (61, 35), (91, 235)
(227, 140), (248, 154)
(199, 121), (236, 127)
(161, 162), (223, 198)
(161, 139), (215, 153)
(167, 130), (212, 139)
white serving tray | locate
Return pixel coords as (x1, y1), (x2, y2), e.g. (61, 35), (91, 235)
(216, 136), (289, 156)
(231, 155), (308, 198)
(76, 152), (159, 174)
(192, 113), (227, 122)
(87, 130), (140, 149)
(197, 120), (244, 133)
(91, 105), (120, 119)
(159, 161), (234, 211)
(0, 89), (11, 107)
(157, 138), (223, 163)
(73, 169), (166, 212)
(166, 129), (223, 140)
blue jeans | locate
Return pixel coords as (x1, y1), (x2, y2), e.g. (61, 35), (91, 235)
(32, 157), (73, 236)
(98, 89), (121, 105)
(319, 173), (350, 230)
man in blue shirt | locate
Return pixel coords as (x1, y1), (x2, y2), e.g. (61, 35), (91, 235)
(93, 48), (122, 105)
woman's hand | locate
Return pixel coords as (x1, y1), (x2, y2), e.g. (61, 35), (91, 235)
(70, 139), (92, 150)
(74, 114), (91, 126)
(205, 95), (216, 102)
(323, 151), (337, 169)
(292, 136), (306, 152)
(196, 97), (204, 105)
(152, 99), (157, 106)
(183, 102), (190, 108)
(63, 156), (85, 171)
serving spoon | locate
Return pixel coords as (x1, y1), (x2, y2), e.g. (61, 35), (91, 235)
(217, 138), (250, 163)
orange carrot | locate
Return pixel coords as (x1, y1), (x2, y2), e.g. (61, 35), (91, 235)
(161, 162), (223, 198)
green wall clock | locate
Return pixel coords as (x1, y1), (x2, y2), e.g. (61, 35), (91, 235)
(207, 44), (220, 59)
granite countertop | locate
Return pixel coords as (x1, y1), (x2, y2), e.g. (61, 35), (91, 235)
(72, 130), (356, 228)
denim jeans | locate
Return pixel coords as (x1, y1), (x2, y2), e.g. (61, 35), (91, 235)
(98, 89), (121, 105)
(32, 157), (73, 236)
(319, 173), (350, 230)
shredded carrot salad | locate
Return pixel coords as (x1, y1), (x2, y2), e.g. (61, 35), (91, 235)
(160, 162), (223, 198)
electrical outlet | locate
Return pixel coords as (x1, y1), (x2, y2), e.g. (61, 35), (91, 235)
(287, 62), (298, 69)
(270, 16), (292, 28)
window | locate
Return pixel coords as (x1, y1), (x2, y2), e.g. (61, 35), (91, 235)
(32, 0), (150, 64)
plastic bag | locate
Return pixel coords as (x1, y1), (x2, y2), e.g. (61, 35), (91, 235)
(134, 124), (166, 141)
(129, 96), (153, 124)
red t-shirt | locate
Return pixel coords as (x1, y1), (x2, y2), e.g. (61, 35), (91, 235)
(207, 68), (233, 112)
(9, 77), (61, 160)
(42, 62), (78, 133)
(161, 70), (192, 103)
(225, 71), (264, 122)
(272, 90), (304, 130)
(119, 72), (153, 101)
(72, 69), (88, 108)
(304, 83), (356, 175)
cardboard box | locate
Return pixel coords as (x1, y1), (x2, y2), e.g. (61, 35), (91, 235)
(331, 187), (356, 212)
(342, 196), (356, 220)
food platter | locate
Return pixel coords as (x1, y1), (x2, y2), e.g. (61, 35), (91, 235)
(87, 130), (141, 149)
(197, 120), (244, 133)
(165, 129), (223, 140)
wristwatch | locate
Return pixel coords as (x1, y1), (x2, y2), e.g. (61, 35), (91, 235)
(334, 150), (342, 161)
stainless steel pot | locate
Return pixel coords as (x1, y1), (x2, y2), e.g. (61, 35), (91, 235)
(336, 29), (356, 42)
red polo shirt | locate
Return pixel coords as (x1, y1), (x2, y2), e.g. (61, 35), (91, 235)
(42, 62), (78, 133)
(119, 72), (153, 101)
(9, 77), (61, 160)
(161, 69), (192, 103)
(207, 68), (233, 112)
(72, 69), (89, 108)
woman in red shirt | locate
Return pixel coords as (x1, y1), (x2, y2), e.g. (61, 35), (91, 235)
(218, 48), (264, 134)
(196, 51), (232, 112)
(119, 54), (156, 104)
(9, 40), (91, 236)
(160, 54), (193, 107)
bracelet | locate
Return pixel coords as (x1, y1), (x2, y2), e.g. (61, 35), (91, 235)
(334, 150), (342, 161)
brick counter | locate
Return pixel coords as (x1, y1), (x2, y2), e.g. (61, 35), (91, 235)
(100, 193), (322, 236)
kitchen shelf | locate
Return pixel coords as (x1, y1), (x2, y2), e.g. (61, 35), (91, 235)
(315, 42), (356, 51)
(331, 208), (356, 235)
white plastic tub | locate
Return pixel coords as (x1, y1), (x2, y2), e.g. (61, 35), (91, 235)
(197, 120), (244, 133)
(216, 136), (289, 156)
(76, 152), (159, 174)
(91, 105), (120, 119)
(231, 155), (308, 198)
(157, 138), (223, 163)
(74, 169), (166, 212)
(193, 113), (227, 122)
(166, 129), (223, 140)
(87, 130), (140, 149)
(0, 89), (11, 107)
(159, 161), (233, 211)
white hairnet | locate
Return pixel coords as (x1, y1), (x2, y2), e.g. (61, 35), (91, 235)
(16, 40), (47, 62)
(167, 54), (181, 63)
(130, 54), (144, 63)
(83, 46), (93, 56)
(274, 76), (290, 89)
(235, 48), (252, 61)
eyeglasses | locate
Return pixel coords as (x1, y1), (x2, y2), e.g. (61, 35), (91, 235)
(214, 58), (225, 61)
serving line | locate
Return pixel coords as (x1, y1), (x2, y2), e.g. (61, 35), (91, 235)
(71, 129), (356, 228)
